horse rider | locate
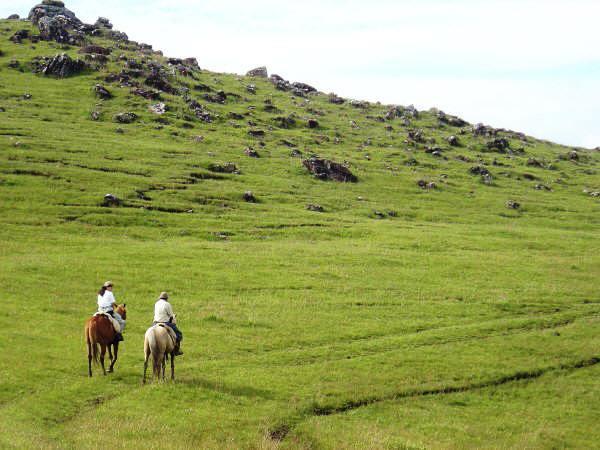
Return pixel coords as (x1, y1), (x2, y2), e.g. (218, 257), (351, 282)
(153, 292), (183, 355)
(97, 281), (125, 342)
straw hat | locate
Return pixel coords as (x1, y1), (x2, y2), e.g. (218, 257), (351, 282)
(159, 292), (169, 300)
(103, 281), (113, 288)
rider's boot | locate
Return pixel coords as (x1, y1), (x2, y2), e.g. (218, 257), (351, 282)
(114, 332), (124, 343)
(173, 341), (183, 356)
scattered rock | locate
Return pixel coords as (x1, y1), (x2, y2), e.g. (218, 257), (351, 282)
(385, 105), (404, 120)
(506, 200), (520, 209)
(469, 165), (491, 176)
(534, 184), (552, 191)
(78, 45), (111, 55)
(145, 67), (177, 94)
(130, 87), (161, 100)
(306, 204), (324, 212)
(486, 137), (510, 152)
(292, 82), (317, 95)
(149, 103), (167, 114)
(447, 135), (460, 146)
(103, 193), (121, 206)
(248, 129), (266, 137)
(303, 158), (357, 182)
(481, 173), (493, 185)
(328, 93), (345, 104)
(243, 191), (256, 202)
(90, 110), (100, 121)
(94, 84), (111, 99)
(246, 66), (268, 77)
(307, 119), (319, 129)
(417, 180), (437, 190)
(208, 163), (239, 174)
(94, 17), (113, 29)
(244, 147), (260, 158)
(567, 150), (579, 161)
(114, 112), (137, 123)
(9, 29), (30, 43)
(41, 53), (86, 77)
(228, 112), (244, 120)
(246, 84), (256, 94)
(437, 110), (468, 127)
(526, 158), (544, 168)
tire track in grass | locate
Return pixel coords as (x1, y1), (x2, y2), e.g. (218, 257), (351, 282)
(269, 356), (600, 443)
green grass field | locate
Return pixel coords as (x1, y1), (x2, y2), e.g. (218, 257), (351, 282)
(0, 15), (599, 449)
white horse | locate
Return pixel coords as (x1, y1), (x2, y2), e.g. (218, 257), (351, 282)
(143, 324), (176, 383)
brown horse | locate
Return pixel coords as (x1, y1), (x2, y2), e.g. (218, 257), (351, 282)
(85, 304), (127, 376)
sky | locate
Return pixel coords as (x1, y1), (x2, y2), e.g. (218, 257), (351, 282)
(3, 0), (600, 148)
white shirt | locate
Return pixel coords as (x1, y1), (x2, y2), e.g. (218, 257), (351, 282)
(98, 290), (116, 311)
(154, 299), (174, 323)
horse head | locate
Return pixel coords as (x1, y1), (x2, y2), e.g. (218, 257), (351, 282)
(116, 303), (127, 320)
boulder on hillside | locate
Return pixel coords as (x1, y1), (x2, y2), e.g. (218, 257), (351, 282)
(37, 15), (84, 44)
(41, 53), (86, 77)
(246, 66), (268, 77)
(149, 103), (167, 114)
(506, 200), (520, 209)
(78, 45), (111, 55)
(437, 110), (468, 127)
(9, 29), (30, 43)
(94, 84), (111, 99)
(328, 93), (345, 104)
(94, 17), (113, 29)
(303, 157), (357, 182)
(486, 137), (510, 152)
(103, 193), (121, 206)
(307, 119), (319, 129)
(28, 1), (82, 26)
(114, 112), (138, 123)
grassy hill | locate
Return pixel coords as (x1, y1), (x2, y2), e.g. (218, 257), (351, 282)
(0, 7), (599, 449)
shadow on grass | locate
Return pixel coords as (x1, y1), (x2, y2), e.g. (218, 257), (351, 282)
(177, 376), (275, 400)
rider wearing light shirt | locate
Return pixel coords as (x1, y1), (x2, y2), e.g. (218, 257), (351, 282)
(97, 281), (125, 341)
(153, 292), (183, 355)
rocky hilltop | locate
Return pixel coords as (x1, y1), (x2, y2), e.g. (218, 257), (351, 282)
(1, 1), (598, 216)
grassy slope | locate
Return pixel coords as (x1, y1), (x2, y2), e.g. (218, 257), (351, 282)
(0, 17), (599, 449)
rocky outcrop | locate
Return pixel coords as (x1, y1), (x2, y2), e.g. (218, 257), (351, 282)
(114, 112), (138, 124)
(246, 66), (268, 77)
(7, 14), (20, 20)
(303, 158), (358, 182)
(28, 1), (82, 26)
(41, 53), (86, 77)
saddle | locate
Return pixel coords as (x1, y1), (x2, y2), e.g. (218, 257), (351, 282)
(94, 312), (122, 333)
(155, 323), (177, 344)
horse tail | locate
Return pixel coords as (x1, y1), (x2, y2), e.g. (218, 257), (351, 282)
(87, 319), (101, 366)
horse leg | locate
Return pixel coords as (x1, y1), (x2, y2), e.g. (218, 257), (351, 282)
(87, 339), (93, 377)
(162, 355), (166, 381)
(107, 345), (113, 372)
(100, 344), (107, 375)
(109, 343), (118, 373)
(171, 352), (175, 380)
(143, 353), (149, 384)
